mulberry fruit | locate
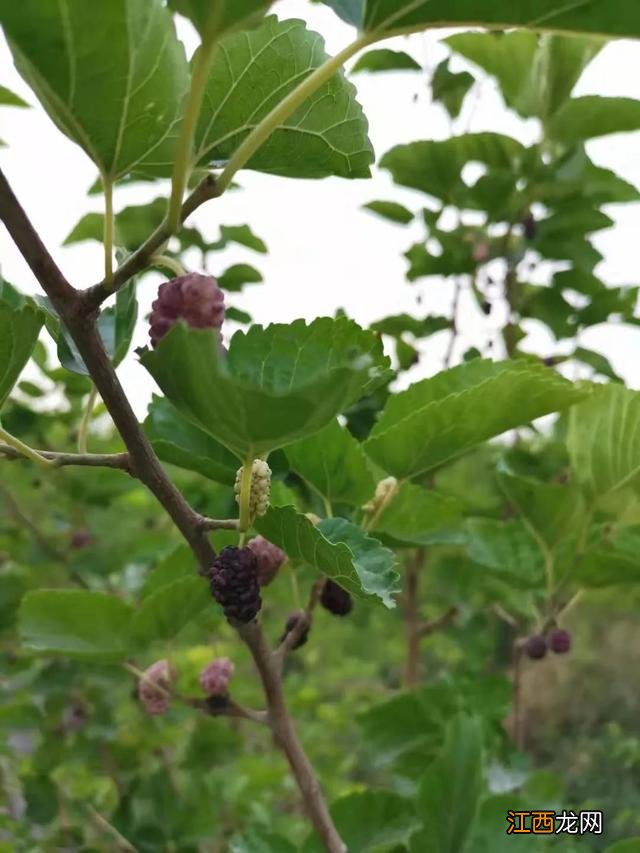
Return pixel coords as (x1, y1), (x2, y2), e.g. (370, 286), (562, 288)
(199, 657), (235, 696)
(522, 212), (537, 241)
(280, 611), (310, 649)
(138, 659), (174, 715)
(320, 580), (353, 617)
(149, 273), (224, 347)
(234, 460), (271, 520)
(247, 536), (287, 586)
(524, 634), (547, 660)
(210, 546), (261, 623)
(548, 628), (571, 654)
(362, 476), (398, 513)
(70, 528), (93, 549)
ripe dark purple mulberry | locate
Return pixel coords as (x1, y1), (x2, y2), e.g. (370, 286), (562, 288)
(524, 634), (547, 660)
(70, 528), (93, 549)
(247, 535), (287, 586)
(549, 628), (571, 654)
(209, 546), (261, 624)
(149, 273), (224, 347)
(280, 611), (310, 649)
(522, 212), (537, 240)
(320, 580), (353, 617)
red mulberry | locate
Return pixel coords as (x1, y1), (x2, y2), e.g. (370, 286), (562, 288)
(524, 634), (547, 660)
(548, 628), (571, 654)
(149, 273), (224, 347)
(247, 536), (287, 586)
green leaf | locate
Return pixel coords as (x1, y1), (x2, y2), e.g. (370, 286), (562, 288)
(142, 544), (195, 598)
(218, 264), (263, 292)
(213, 224), (268, 254)
(575, 542), (640, 587)
(43, 279), (137, 374)
(446, 32), (603, 120)
(567, 384), (640, 499)
(168, 0), (272, 38)
(351, 48), (420, 73)
(381, 133), (523, 204)
(371, 313), (450, 338)
(140, 317), (390, 459)
(497, 465), (586, 556)
(303, 790), (420, 852)
(322, 0), (640, 39)
(226, 306), (253, 324)
(431, 58), (474, 119)
(229, 829), (296, 853)
(573, 346), (622, 382)
(0, 0), (189, 179)
(144, 395), (238, 486)
(194, 16), (373, 180)
(465, 517), (545, 588)
(410, 715), (483, 853)
(19, 590), (132, 662)
(254, 505), (400, 606)
(371, 481), (462, 546)
(285, 419), (375, 507)
(548, 96), (640, 143)
(64, 198), (166, 251)
(364, 359), (586, 479)
(0, 301), (43, 409)
(131, 576), (211, 645)
(0, 82), (28, 107)
(363, 200), (414, 224)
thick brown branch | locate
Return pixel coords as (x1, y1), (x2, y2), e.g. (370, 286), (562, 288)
(0, 167), (215, 571)
(0, 444), (131, 471)
(82, 173), (222, 312)
(187, 695), (268, 726)
(238, 621), (346, 853)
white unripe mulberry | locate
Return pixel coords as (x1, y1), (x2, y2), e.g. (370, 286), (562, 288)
(234, 459), (272, 520)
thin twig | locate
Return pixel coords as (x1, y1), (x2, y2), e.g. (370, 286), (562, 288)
(443, 278), (462, 368)
(195, 515), (239, 531)
(82, 174), (222, 310)
(0, 444), (131, 471)
(417, 605), (459, 638)
(275, 579), (324, 667)
(86, 804), (137, 853)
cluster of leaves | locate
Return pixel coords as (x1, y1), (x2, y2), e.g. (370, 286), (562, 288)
(2, 1), (640, 851)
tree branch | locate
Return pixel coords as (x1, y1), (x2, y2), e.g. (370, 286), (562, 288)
(81, 173), (222, 312)
(237, 621), (346, 853)
(417, 605), (459, 638)
(0, 444), (131, 471)
(0, 167), (215, 571)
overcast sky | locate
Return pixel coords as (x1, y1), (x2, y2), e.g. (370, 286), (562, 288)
(1, 0), (639, 417)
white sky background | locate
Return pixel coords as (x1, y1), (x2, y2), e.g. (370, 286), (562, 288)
(0, 0), (639, 418)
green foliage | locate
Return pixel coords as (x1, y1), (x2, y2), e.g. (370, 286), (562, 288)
(352, 48), (421, 73)
(255, 505), (400, 606)
(364, 359), (586, 478)
(0, 0), (189, 179)
(140, 317), (390, 459)
(194, 16), (374, 179)
(0, 301), (43, 409)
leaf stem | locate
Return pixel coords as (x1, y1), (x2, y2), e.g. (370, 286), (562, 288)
(216, 33), (374, 193)
(0, 425), (53, 468)
(77, 384), (98, 454)
(103, 177), (114, 288)
(167, 37), (219, 233)
(238, 457), (254, 535)
(150, 254), (187, 278)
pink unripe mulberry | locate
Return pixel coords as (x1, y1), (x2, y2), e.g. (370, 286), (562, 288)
(199, 657), (235, 696)
(138, 659), (174, 715)
(149, 273), (225, 347)
(247, 536), (287, 586)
